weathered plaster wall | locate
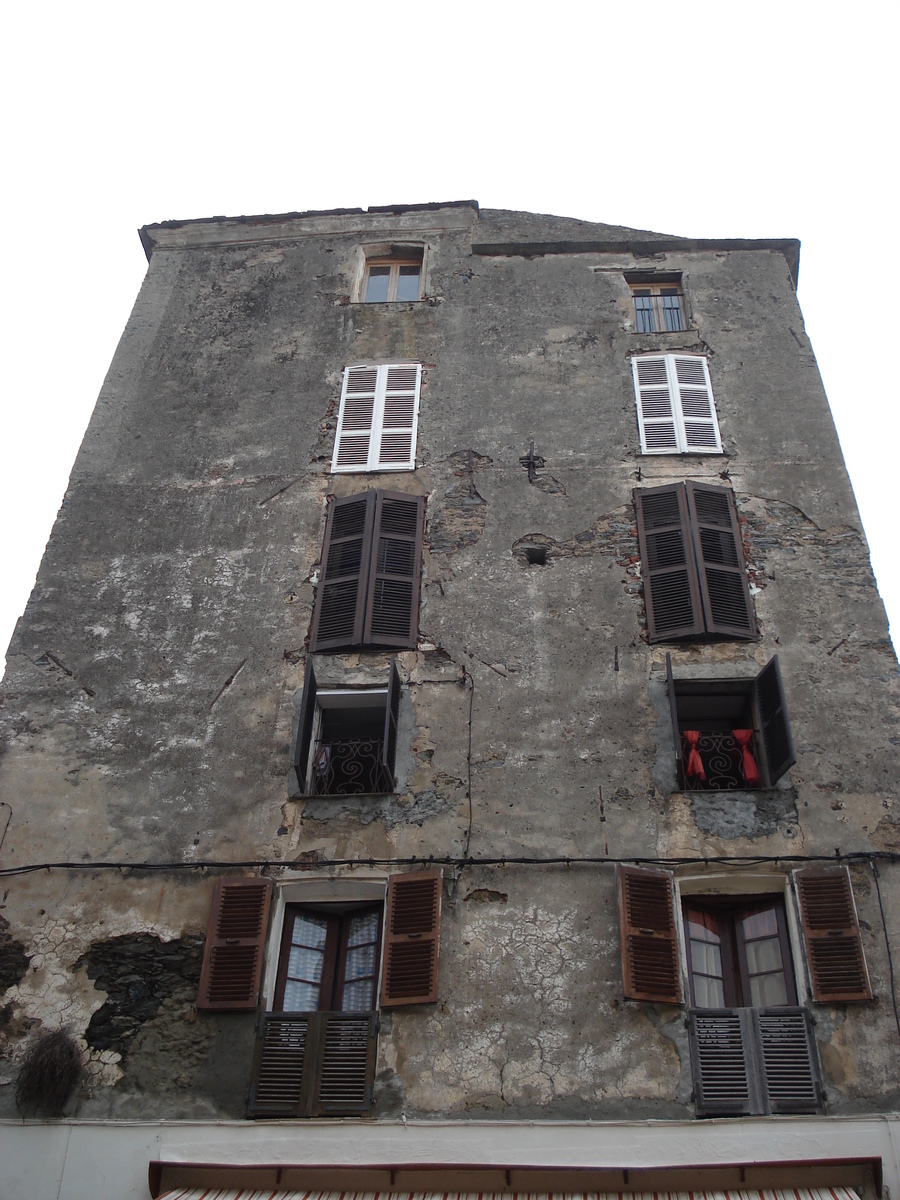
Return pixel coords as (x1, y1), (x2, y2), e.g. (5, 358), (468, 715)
(0, 203), (898, 1123)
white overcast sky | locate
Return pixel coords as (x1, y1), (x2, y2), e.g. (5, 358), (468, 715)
(2, 1), (898, 663)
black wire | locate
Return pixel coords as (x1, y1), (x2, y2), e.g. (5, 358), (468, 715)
(871, 857), (900, 1044)
(462, 668), (475, 860)
(1, 849), (898, 878)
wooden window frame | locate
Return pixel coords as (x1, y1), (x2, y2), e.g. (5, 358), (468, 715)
(628, 276), (686, 334)
(331, 362), (422, 473)
(363, 256), (423, 303)
(274, 902), (384, 1013)
(631, 353), (722, 454)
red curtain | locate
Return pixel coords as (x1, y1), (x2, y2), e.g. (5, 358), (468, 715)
(683, 730), (706, 782)
(732, 729), (760, 786)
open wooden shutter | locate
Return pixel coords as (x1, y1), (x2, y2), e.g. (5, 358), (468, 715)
(381, 870), (441, 1006)
(376, 363), (421, 470)
(381, 657), (401, 790)
(673, 355), (722, 453)
(794, 866), (872, 1001)
(364, 491), (424, 648)
(197, 878), (272, 1010)
(332, 366), (379, 472)
(291, 658), (318, 796)
(632, 356), (679, 453)
(666, 652), (683, 776)
(617, 865), (681, 1003)
(309, 492), (375, 651)
(690, 1009), (755, 1116)
(686, 482), (755, 638)
(634, 484), (704, 641)
(754, 655), (796, 784)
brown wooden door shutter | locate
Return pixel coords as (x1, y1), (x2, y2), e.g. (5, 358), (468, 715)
(364, 491), (424, 648)
(754, 655), (796, 785)
(309, 492), (376, 651)
(794, 866), (872, 1001)
(196, 878), (272, 1010)
(617, 865), (681, 1003)
(315, 1012), (378, 1114)
(666, 652), (682, 777)
(634, 484), (704, 642)
(689, 1009), (755, 1116)
(757, 1008), (823, 1113)
(686, 482), (755, 638)
(381, 870), (442, 1006)
(380, 657), (401, 790)
(291, 657), (318, 796)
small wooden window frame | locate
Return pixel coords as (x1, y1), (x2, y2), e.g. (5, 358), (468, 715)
(274, 902), (384, 1013)
(362, 256), (423, 303)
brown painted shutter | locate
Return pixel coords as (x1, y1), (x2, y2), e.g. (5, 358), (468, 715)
(634, 484), (704, 642)
(248, 1013), (310, 1116)
(315, 1012), (378, 1114)
(794, 866), (872, 1001)
(754, 655), (796, 784)
(309, 492), (375, 651)
(380, 657), (401, 790)
(291, 657), (318, 796)
(689, 1009), (755, 1116)
(196, 878), (272, 1010)
(757, 1008), (822, 1113)
(363, 490), (424, 648)
(617, 865), (681, 1003)
(381, 870), (441, 1006)
(666, 652), (682, 777)
(685, 482), (755, 638)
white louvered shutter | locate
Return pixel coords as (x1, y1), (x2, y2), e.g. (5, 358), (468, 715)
(633, 356), (678, 453)
(673, 355), (722, 453)
(332, 363), (421, 473)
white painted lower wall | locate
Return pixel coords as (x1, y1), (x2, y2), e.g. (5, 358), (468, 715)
(2, 1115), (899, 1200)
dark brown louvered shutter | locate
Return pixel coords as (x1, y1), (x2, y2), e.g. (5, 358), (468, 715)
(617, 865), (682, 1003)
(689, 1009), (755, 1116)
(794, 867), (872, 1001)
(380, 657), (401, 790)
(291, 657), (318, 796)
(634, 484), (704, 642)
(381, 870), (441, 1006)
(196, 878), (272, 1010)
(685, 482), (756, 638)
(309, 492), (376, 651)
(364, 491), (424, 648)
(248, 1013), (310, 1116)
(666, 653), (682, 776)
(757, 1008), (822, 1113)
(754, 655), (796, 785)
(315, 1012), (378, 1114)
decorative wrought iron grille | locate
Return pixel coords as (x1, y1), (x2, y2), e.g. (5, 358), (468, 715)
(681, 731), (759, 790)
(310, 738), (391, 795)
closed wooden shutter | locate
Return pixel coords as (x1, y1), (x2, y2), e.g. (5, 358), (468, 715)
(686, 482), (755, 638)
(381, 657), (401, 789)
(690, 1009), (755, 1116)
(634, 484), (704, 641)
(794, 866), (872, 1001)
(316, 1012), (379, 1114)
(291, 658), (318, 796)
(364, 491), (425, 648)
(757, 1008), (822, 1112)
(673, 355), (722, 452)
(248, 1013), (310, 1116)
(617, 865), (681, 1003)
(633, 356), (679, 453)
(196, 878), (272, 1010)
(381, 870), (442, 1006)
(754, 655), (796, 784)
(331, 363), (421, 473)
(309, 492), (375, 651)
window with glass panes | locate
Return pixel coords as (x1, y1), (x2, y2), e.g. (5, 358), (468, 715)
(682, 896), (797, 1009)
(630, 280), (685, 332)
(364, 258), (422, 302)
(274, 904), (382, 1012)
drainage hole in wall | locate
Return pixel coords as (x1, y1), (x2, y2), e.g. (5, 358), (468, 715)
(525, 547), (548, 566)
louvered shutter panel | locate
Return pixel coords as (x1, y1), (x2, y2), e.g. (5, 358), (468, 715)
(689, 1009), (756, 1116)
(381, 870), (442, 1006)
(757, 1008), (822, 1112)
(686, 482), (755, 638)
(673, 355), (722, 453)
(309, 492), (375, 651)
(248, 1013), (310, 1116)
(617, 865), (681, 1003)
(291, 657), (318, 795)
(794, 867), (872, 1001)
(633, 356), (679, 453)
(634, 484), (704, 641)
(197, 878), (272, 1010)
(364, 490), (424, 648)
(754, 655), (796, 784)
(332, 366), (379, 472)
(381, 657), (401, 790)
(315, 1012), (378, 1114)
(375, 363), (421, 470)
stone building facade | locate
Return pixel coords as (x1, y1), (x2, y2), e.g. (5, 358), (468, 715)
(1, 201), (898, 1198)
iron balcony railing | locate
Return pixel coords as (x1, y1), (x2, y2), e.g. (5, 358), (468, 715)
(633, 292), (685, 333)
(310, 738), (392, 795)
(680, 730), (759, 790)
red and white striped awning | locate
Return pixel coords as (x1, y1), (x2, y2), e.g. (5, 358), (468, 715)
(158, 1189), (864, 1200)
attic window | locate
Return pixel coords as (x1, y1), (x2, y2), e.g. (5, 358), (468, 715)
(363, 249), (424, 302)
(626, 273), (685, 333)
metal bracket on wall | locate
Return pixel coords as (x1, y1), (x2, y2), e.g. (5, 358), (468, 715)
(519, 440), (545, 483)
